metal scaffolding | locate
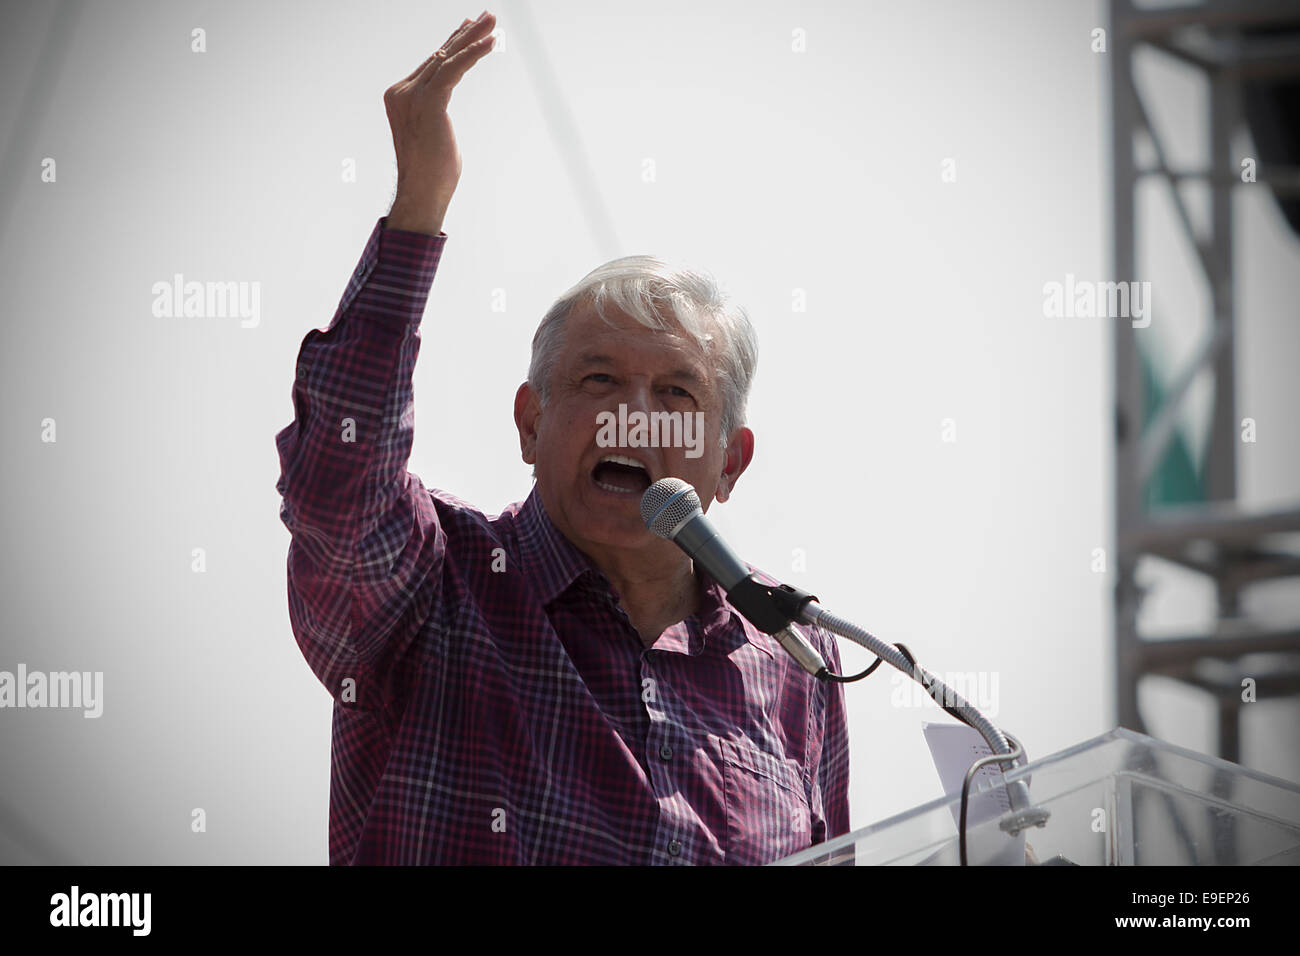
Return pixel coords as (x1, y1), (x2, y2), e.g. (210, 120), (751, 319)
(1109, 0), (1300, 762)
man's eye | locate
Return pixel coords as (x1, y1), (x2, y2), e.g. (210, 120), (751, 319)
(585, 373), (613, 384)
(667, 385), (693, 399)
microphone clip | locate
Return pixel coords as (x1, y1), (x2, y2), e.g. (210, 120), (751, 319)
(725, 577), (819, 636)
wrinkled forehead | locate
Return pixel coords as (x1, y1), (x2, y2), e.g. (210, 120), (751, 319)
(564, 304), (717, 380)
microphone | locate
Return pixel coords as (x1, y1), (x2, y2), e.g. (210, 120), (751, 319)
(640, 478), (828, 677)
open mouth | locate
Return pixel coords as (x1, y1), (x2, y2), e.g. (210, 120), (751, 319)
(591, 454), (652, 495)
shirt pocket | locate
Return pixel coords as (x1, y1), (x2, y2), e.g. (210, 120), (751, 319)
(718, 736), (813, 865)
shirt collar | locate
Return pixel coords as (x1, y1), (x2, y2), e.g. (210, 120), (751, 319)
(514, 485), (606, 605)
(696, 575), (776, 660)
(513, 485), (773, 658)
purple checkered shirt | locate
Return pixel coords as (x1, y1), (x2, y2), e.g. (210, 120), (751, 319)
(274, 218), (851, 864)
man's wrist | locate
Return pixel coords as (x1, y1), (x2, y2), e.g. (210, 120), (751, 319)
(386, 195), (447, 236)
(384, 212), (444, 236)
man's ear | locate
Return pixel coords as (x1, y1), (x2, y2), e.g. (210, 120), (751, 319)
(514, 382), (541, 465)
(714, 426), (754, 503)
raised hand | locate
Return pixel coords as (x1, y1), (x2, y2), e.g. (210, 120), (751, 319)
(383, 11), (497, 234)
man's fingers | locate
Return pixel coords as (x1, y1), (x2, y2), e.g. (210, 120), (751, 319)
(426, 32), (495, 92)
(400, 20), (473, 84)
(400, 50), (447, 86)
(415, 13), (495, 84)
(443, 11), (494, 58)
(400, 13), (490, 87)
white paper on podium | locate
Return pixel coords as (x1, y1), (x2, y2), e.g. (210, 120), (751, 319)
(923, 721), (1027, 865)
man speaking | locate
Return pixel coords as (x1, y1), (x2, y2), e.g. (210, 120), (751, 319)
(274, 10), (849, 865)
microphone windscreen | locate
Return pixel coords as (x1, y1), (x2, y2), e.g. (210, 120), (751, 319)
(640, 477), (701, 538)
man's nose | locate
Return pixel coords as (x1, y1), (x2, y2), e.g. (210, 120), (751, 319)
(617, 379), (654, 415)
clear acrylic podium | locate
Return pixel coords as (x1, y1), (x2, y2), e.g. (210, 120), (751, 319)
(775, 727), (1300, 865)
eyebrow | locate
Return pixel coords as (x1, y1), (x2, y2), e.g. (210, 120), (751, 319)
(572, 353), (709, 389)
(573, 353), (617, 370)
(663, 366), (708, 389)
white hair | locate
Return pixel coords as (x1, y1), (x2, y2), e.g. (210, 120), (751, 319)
(527, 255), (759, 443)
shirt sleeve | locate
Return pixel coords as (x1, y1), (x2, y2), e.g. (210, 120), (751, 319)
(810, 629), (852, 845)
(273, 217), (448, 714)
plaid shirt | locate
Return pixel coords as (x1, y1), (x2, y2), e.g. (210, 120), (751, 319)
(274, 218), (850, 864)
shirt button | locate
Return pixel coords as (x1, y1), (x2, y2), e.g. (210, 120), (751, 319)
(659, 743), (673, 761)
(667, 839), (682, 857)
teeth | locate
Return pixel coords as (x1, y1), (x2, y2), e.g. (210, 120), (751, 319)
(595, 480), (638, 494)
(598, 454), (649, 473)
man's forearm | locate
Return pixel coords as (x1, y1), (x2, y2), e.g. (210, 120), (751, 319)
(385, 194), (446, 236)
